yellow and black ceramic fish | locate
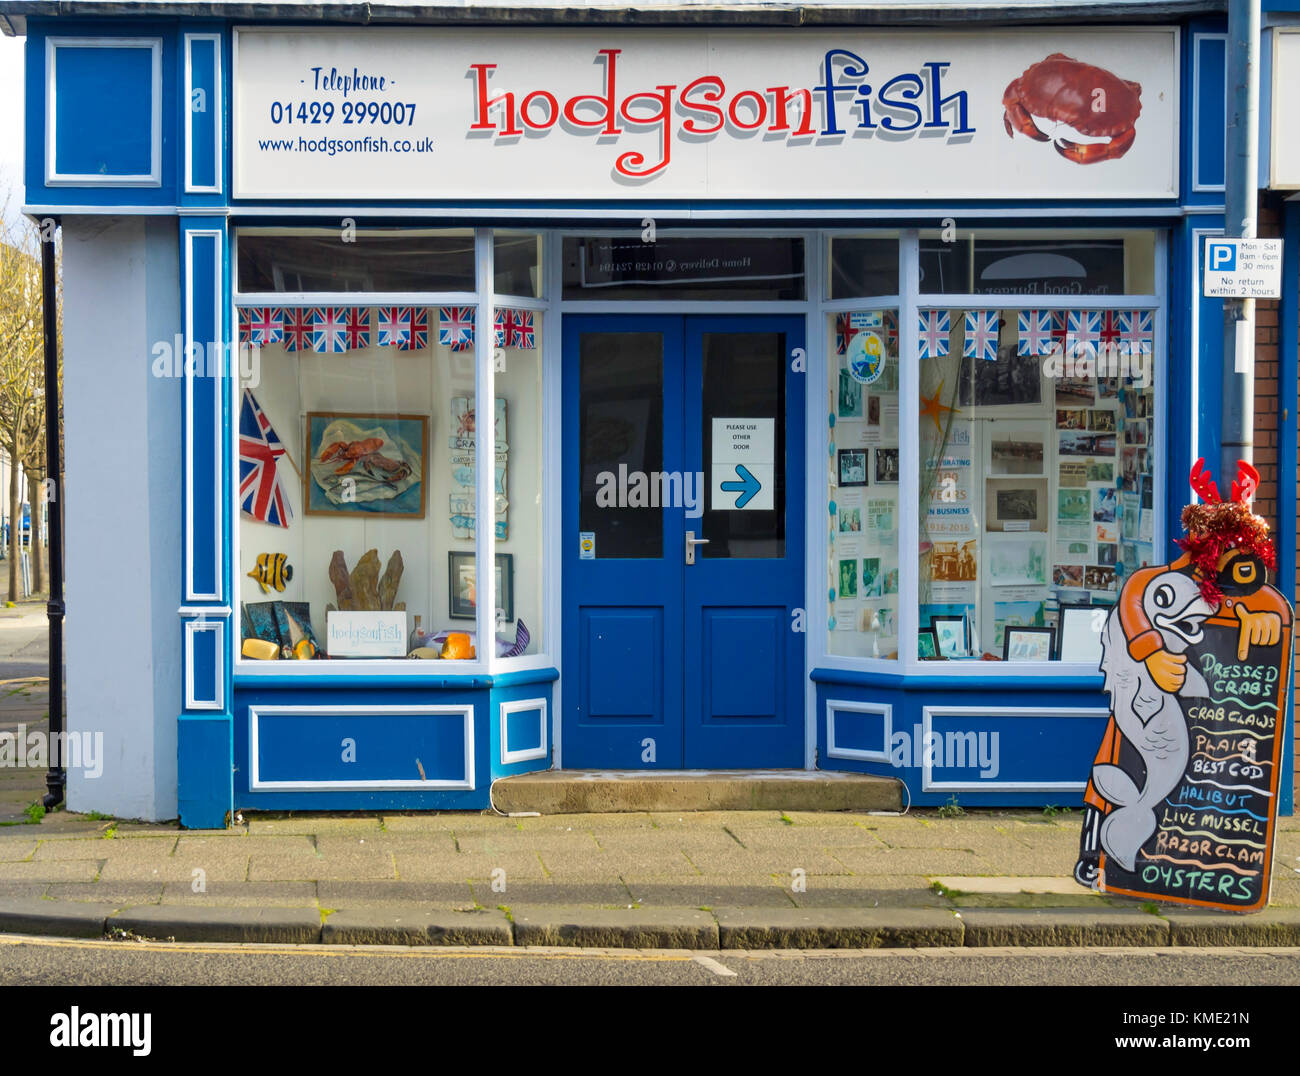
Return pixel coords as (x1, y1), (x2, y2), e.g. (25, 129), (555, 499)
(247, 552), (292, 593)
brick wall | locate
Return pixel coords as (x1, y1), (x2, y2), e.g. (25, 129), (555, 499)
(1253, 194), (1298, 803)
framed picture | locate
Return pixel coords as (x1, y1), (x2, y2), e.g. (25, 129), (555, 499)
(837, 448), (868, 488)
(1058, 603), (1107, 664)
(931, 615), (967, 659)
(305, 411), (428, 518)
(1002, 626), (1055, 662)
(448, 552), (515, 621)
(986, 477), (1048, 533)
(917, 628), (939, 660)
(874, 447), (900, 484)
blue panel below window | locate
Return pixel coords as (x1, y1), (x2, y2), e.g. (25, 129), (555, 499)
(188, 624), (221, 708)
(252, 707), (471, 788)
(505, 705), (545, 756)
(827, 703), (888, 759)
(53, 44), (155, 179)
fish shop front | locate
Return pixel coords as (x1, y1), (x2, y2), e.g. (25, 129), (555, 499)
(8, 1), (1285, 826)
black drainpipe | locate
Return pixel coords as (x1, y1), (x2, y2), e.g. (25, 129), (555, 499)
(41, 220), (64, 810)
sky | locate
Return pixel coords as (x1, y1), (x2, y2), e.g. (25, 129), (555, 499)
(0, 34), (26, 231)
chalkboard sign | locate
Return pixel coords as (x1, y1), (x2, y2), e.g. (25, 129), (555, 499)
(1101, 606), (1293, 911)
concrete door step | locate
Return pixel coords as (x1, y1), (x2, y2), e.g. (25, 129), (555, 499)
(492, 769), (904, 814)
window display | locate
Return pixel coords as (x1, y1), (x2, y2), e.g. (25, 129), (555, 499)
(916, 303), (1157, 662)
(826, 307), (900, 659)
(234, 230), (546, 665)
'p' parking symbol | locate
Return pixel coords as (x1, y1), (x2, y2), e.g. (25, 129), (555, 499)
(1207, 241), (1236, 272)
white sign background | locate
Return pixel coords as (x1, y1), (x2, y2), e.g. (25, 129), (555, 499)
(232, 27), (1179, 200)
(712, 417), (775, 511)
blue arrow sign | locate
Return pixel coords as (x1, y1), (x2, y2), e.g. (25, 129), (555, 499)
(720, 464), (761, 509)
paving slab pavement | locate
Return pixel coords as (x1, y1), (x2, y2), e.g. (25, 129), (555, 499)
(0, 805), (1297, 949)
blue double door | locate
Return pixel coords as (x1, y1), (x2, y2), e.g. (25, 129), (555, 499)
(562, 315), (806, 769)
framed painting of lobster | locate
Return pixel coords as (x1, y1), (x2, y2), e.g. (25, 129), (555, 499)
(304, 411), (428, 519)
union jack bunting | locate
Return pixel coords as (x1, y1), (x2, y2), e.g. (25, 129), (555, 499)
(883, 310), (898, 353)
(963, 309), (999, 362)
(377, 307), (412, 348)
(281, 307), (314, 353)
(396, 307), (428, 351)
(246, 307), (283, 347)
(1066, 310), (1102, 358)
(344, 307), (371, 350)
(493, 308), (506, 348)
(917, 309), (950, 360)
(311, 307), (349, 354)
(1051, 310), (1069, 352)
(1116, 310), (1154, 355)
(238, 388), (292, 528)
(1016, 309), (1055, 357)
(439, 306), (476, 352)
(238, 307), (253, 346)
(505, 309), (536, 349)
(1098, 310), (1122, 352)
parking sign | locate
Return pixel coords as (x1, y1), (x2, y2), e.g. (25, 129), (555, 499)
(1202, 238), (1283, 298)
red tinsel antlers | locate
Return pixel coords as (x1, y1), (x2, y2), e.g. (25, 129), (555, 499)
(1189, 458), (1221, 503)
(1189, 458), (1259, 506)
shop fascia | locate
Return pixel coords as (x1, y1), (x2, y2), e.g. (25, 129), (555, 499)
(468, 47), (975, 178)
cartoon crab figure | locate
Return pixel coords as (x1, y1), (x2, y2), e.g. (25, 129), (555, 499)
(1003, 53), (1142, 164)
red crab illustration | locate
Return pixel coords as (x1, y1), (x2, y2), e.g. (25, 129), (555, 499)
(318, 437), (414, 486)
(1002, 53), (1142, 164)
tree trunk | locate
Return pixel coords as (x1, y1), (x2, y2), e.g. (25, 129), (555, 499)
(7, 448), (19, 602)
(27, 466), (43, 595)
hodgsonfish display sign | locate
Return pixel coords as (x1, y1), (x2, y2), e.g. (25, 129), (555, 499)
(231, 27), (1179, 201)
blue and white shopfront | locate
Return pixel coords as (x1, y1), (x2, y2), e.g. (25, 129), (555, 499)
(10, 1), (1286, 827)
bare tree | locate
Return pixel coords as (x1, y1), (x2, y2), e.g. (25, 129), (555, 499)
(0, 211), (52, 601)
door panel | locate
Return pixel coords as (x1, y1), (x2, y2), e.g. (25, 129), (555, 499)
(563, 317), (684, 767)
(684, 318), (805, 768)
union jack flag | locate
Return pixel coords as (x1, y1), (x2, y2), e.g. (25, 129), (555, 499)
(1017, 310), (1054, 357)
(1051, 310), (1069, 352)
(1066, 310), (1102, 359)
(883, 311), (898, 353)
(493, 308), (507, 348)
(246, 307), (283, 347)
(238, 388), (292, 528)
(439, 306), (476, 352)
(238, 307), (253, 346)
(344, 307), (371, 350)
(917, 309), (950, 360)
(311, 307), (349, 354)
(377, 307), (412, 348)
(281, 307), (314, 353)
(834, 312), (859, 356)
(505, 309), (536, 349)
(963, 309), (999, 362)
(1116, 310), (1154, 355)
(396, 307), (428, 351)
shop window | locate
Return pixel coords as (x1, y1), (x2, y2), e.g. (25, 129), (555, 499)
(494, 233), (542, 299)
(237, 230), (476, 293)
(561, 235), (806, 301)
(915, 305), (1156, 663)
(918, 232), (1154, 297)
(496, 310), (544, 656)
(827, 308), (900, 659)
(236, 302), (481, 662)
(827, 237), (900, 299)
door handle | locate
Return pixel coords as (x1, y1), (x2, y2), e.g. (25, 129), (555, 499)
(685, 530), (709, 565)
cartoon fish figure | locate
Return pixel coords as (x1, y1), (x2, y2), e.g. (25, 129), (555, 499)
(1092, 569), (1212, 873)
(247, 552), (293, 594)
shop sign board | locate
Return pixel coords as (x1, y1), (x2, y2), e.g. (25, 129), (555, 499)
(326, 610), (408, 657)
(232, 27), (1179, 201)
(1269, 28), (1300, 189)
(1201, 238), (1283, 299)
(712, 418), (774, 511)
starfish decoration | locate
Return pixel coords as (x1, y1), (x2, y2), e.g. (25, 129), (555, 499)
(920, 381), (958, 431)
